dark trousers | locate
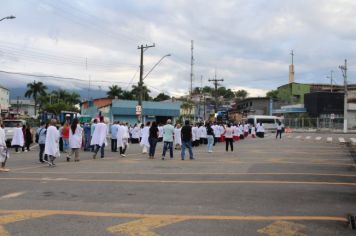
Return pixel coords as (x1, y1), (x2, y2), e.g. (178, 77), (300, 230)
(131, 138), (139, 144)
(14, 145), (23, 152)
(276, 130), (282, 139)
(120, 145), (127, 154)
(111, 138), (117, 152)
(162, 141), (173, 158)
(225, 138), (233, 152)
(25, 142), (30, 151)
(149, 137), (158, 157)
(94, 143), (105, 158)
(39, 144), (48, 162)
(59, 138), (63, 151)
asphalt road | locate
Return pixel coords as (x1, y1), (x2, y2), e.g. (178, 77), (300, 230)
(0, 133), (356, 236)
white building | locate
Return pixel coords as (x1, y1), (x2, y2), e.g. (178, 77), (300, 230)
(0, 85), (10, 111)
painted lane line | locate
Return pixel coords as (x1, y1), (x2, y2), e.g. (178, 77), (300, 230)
(0, 192), (26, 200)
(14, 172), (356, 178)
(1, 177), (356, 186)
(0, 210), (348, 222)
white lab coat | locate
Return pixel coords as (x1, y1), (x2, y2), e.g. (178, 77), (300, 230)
(213, 125), (220, 138)
(256, 123), (265, 133)
(158, 126), (163, 138)
(90, 122), (108, 146)
(192, 127), (198, 141)
(174, 128), (182, 146)
(44, 126), (60, 157)
(116, 125), (124, 148)
(131, 127), (141, 139)
(11, 127), (24, 147)
(69, 125), (83, 149)
(199, 126), (207, 138)
(140, 126), (150, 147)
(0, 127), (8, 163)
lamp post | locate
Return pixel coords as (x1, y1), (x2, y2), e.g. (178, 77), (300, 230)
(0, 15), (16, 22)
(137, 53), (171, 122)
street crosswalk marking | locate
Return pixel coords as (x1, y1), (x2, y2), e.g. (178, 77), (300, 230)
(315, 137), (322, 141)
(295, 136), (301, 139)
(350, 138), (356, 146)
(338, 137), (346, 144)
(305, 136), (311, 140)
(327, 137), (333, 143)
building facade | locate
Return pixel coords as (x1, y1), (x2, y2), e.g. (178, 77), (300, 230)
(9, 99), (36, 117)
(277, 83), (311, 104)
(0, 85), (10, 113)
(81, 98), (181, 124)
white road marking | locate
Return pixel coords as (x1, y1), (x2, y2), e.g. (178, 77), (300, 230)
(305, 136), (311, 140)
(338, 137), (346, 144)
(327, 137), (333, 143)
(350, 138), (356, 146)
(0, 191), (26, 200)
(295, 136), (301, 139)
(315, 137), (322, 141)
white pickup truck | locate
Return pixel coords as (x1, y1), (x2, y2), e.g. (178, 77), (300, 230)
(3, 119), (26, 147)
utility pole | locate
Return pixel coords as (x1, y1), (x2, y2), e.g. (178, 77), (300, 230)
(190, 40), (194, 98)
(339, 59), (348, 133)
(330, 70), (333, 93)
(209, 71), (224, 113)
(137, 43), (155, 122)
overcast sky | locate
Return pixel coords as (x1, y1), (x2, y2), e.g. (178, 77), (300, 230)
(1, 0), (356, 98)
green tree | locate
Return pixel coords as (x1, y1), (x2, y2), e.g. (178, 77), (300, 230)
(223, 89), (235, 99)
(153, 93), (170, 101)
(24, 80), (47, 116)
(202, 86), (213, 94)
(266, 89), (279, 99)
(107, 85), (123, 99)
(131, 84), (151, 101)
(121, 90), (135, 100)
(235, 89), (248, 100)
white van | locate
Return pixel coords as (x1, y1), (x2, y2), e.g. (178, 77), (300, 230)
(246, 115), (282, 132)
(3, 119), (26, 146)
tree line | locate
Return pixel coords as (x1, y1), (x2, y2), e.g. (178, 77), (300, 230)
(24, 81), (81, 115)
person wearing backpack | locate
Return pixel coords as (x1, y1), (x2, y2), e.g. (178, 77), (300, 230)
(36, 122), (47, 163)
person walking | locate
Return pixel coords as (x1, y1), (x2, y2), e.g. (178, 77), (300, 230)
(36, 122), (47, 163)
(24, 124), (33, 151)
(62, 122), (70, 153)
(140, 122), (150, 154)
(90, 119), (98, 152)
(206, 122), (214, 153)
(0, 124), (10, 172)
(174, 124), (182, 150)
(131, 124), (140, 144)
(276, 121), (283, 139)
(199, 124), (207, 145)
(148, 121), (159, 159)
(118, 122), (129, 157)
(91, 116), (108, 159)
(67, 118), (83, 162)
(111, 121), (119, 152)
(44, 119), (60, 167)
(224, 123), (234, 152)
(251, 125), (256, 138)
(11, 123), (24, 153)
(181, 120), (194, 160)
(162, 119), (174, 160)
(256, 122), (265, 138)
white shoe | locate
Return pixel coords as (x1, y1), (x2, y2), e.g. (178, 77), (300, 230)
(24, 150), (28, 152)
(120, 154), (126, 157)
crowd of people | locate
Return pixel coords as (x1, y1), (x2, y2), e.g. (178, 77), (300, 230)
(0, 116), (284, 172)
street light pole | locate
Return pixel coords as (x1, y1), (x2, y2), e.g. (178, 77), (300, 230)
(143, 54), (171, 80)
(0, 15), (16, 22)
(339, 59), (348, 133)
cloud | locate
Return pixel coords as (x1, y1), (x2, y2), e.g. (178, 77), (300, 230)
(0, 0), (356, 99)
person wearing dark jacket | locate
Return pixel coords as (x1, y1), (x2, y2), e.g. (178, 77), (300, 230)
(181, 120), (194, 160)
(24, 124), (33, 151)
(148, 122), (159, 159)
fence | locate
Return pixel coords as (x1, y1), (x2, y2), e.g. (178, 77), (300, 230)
(283, 118), (345, 131)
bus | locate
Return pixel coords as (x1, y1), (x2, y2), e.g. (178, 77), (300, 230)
(246, 115), (282, 132)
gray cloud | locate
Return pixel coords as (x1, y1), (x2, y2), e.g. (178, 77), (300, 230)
(1, 0), (356, 98)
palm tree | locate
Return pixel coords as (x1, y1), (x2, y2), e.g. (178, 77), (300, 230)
(24, 81), (47, 116)
(107, 85), (123, 99)
(66, 92), (81, 105)
(131, 84), (151, 101)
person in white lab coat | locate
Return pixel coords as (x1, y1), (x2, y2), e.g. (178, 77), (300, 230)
(0, 124), (10, 172)
(11, 123), (24, 153)
(118, 122), (129, 157)
(140, 121), (151, 153)
(91, 116), (108, 159)
(67, 118), (83, 162)
(256, 122), (265, 138)
(131, 124), (141, 144)
(198, 124), (207, 145)
(174, 124), (182, 150)
(44, 119), (60, 167)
